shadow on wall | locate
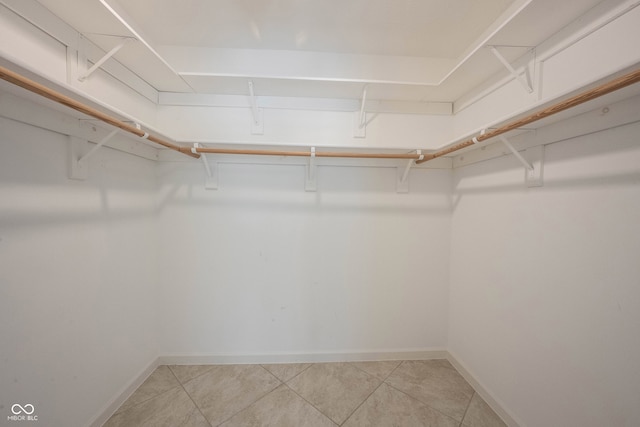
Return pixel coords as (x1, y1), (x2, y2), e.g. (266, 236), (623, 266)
(0, 178), (157, 229)
(1, 160), (452, 228)
(451, 121), (640, 209)
(156, 186), (452, 216)
(455, 169), (640, 195)
(451, 169), (640, 211)
(155, 162), (454, 215)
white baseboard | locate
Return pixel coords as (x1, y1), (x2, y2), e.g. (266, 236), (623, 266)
(159, 348), (448, 365)
(88, 357), (160, 427)
(88, 349), (520, 427)
(446, 351), (524, 427)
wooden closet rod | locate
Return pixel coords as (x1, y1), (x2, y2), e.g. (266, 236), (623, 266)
(2, 64), (639, 163)
(415, 67), (640, 164)
(0, 64), (424, 161)
(0, 65), (199, 159)
(178, 146), (422, 159)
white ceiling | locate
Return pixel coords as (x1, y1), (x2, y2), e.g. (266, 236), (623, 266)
(112, 0), (515, 58)
(36, 0), (604, 102)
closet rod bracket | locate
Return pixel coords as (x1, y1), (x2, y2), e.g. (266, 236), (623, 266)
(248, 80), (264, 134)
(194, 143), (218, 190)
(305, 147), (317, 191)
(78, 37), (134, 82)
(498, 136), (544, 187)
(488, 45), (534, 94)
(397, 150), (423, 193)
(353, 85), (368, 138)
(68, 128), (123, 180)
(499, 136), (533, 171)
(79, 128), (119, 164)
(68, 136), (88, 180)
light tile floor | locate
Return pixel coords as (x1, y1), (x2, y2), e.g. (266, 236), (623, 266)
(104, 360), (507, 427)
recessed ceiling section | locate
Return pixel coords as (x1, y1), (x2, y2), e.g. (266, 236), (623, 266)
(161, 46), (455, 85)
(84, 34), (192, 92)
(111, 0), (516, 57)
(181, 76), (367, 99)
(33, 0), (610, 104)
(180, 75), (465, 104)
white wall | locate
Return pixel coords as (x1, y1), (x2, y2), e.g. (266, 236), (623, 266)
(449, 120), (640, 427)
(0, 119), (159, 427)
(0, 4), (159, 128)
(453, 1), (640, 139)
(156, 105), (453, 151)
(156, 161), (452, 358)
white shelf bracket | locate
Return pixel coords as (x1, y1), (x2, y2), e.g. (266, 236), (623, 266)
(525, 145), (544, 187)
(397, 150), (423, 193)
(499, 136), (533, 170)
(472, 129), (487, 145)
(353, 85), (368, 138)
(68, 136), (88, 180)
(247, 80), (264, 134)
(68, 129), (121, 180)
(79, 128), (119, 164)
(359, 85), (368, 128)
(132, 122), (150, 140)
(489, 46), (534, 94)
(499, 136), (544, 187)
(78, 37), (133, 82)
(193, 143), (218, 190)
(305, 147), (317, 192)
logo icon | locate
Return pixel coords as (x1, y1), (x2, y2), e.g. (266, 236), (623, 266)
(11, 405), (34, 416)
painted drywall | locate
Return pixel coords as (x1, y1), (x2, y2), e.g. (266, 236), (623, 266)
(156, 105), (453, 150)
(0, 4), (159, 127)
(156, 161), (452, 357)
(0, 119), (159, 427)
(453, 0), (640, 139)
(449, 119), (640, 427)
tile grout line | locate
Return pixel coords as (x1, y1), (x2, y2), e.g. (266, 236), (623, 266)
(105, 360), (478, 426)
(167, 364), (214, 427)
(213, 385), (282, 426)
(380, 359), (404, 382)
(340, 360), (404, 426)
(348, 359), (403, 382)
(282, 379), (339, 426)
(458, 391), (475, 427)
(338, 380), (383, 425)
(383, 379), (463, 424)
(339, 361), (405, 426)
(168, 364), (216, 385)
(111, 384), (183, 420)
(261, 362), (313, 383)
(383, 360), (475, 425)
(108, 366), (182, 420)
(212, 365), (283, 426)
(284, 360), (408, 426)
(282, 364), (344, 425)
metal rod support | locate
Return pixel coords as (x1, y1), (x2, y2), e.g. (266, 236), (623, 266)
(359, 85), (368, 128)
(199, 145), (212, 177)
(416, 67), (640, 164)
(499, 136), (534, 170)
(248, 80), (260, 125)
(400, 150), (422, 183)
(79, 38), (132, 81)
(184, 146), (425, 160)
(79, 129), (119, 163)
(308, 147), (316, 180)
(489, 46), (533, 93)
(2, 64), (639, 165)
(0, 64), (198, 159)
